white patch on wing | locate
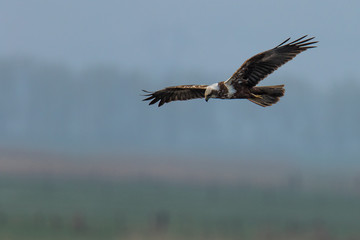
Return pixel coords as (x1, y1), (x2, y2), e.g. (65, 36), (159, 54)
(226, 84), (237, 97)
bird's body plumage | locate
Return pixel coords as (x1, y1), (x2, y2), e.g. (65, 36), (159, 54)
(143, 36), (317, 107)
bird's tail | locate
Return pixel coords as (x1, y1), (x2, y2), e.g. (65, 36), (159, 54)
(248, 85), (285, 107)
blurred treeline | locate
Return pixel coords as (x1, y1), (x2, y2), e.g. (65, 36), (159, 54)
(0, 58), (359, 164)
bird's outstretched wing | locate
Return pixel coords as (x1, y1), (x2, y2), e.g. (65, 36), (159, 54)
(225, 36), (317, 88)
(143, 85), (208, 107)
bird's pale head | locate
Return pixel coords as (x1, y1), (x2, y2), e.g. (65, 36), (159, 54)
(205, 83), (219, 102)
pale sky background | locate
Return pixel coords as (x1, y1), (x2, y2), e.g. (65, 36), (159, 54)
(0, 0), (359, 90)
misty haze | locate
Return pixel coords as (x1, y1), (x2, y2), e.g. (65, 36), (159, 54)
(0, 1), (360, 240)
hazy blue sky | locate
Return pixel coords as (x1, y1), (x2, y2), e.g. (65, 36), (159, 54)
(1, 0), (359, 89)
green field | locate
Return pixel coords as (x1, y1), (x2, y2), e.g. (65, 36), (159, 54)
(0, 175), (360, 240)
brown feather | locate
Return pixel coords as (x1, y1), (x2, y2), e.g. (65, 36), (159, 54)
(248, 85), (285, 107)
(142, 85), (207, 107)
(226, 36), (317, 88)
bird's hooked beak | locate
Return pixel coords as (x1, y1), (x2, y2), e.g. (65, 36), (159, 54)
(205, 95), (210, 102)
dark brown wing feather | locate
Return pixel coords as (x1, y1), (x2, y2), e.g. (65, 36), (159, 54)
(226, 36), (317, 87)
(143, 85), (207, 107)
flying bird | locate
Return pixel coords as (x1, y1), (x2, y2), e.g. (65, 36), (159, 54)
(143, 35), (317, 107)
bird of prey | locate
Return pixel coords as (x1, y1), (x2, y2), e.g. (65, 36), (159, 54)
(143, 35), (317, 107)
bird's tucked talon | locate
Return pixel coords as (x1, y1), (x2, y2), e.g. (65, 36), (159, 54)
(251, 94), (262, 98)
